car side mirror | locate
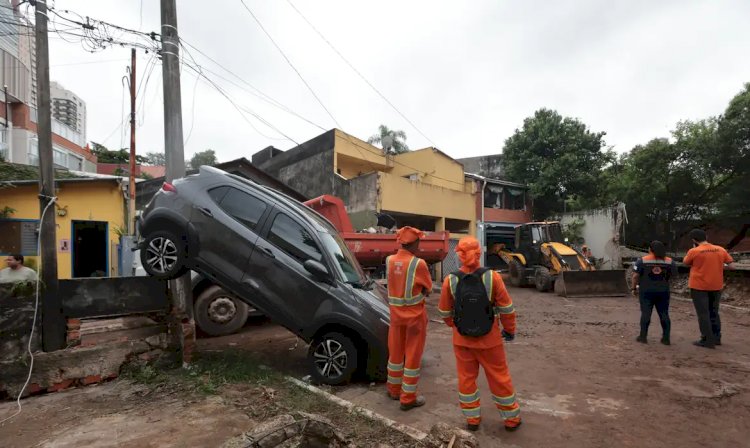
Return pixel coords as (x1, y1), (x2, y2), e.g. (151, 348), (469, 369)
(304, 260), (332, 283)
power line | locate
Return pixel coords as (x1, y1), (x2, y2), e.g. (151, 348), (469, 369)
(178, 37), (325, 131)
(285, 0), (437, 148)
(238, 0), (341, 129)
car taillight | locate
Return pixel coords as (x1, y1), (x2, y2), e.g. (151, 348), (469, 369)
(162, 182), (177, 193)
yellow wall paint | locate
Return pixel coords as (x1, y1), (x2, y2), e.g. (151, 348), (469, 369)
(390, 148), (468, 192)
(333, 130), (389, 174)
(0, 181), (126, 279)
(378, 172), (476, 236)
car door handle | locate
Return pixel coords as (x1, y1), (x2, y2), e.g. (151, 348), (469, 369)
(260, 247), (275, 259)
(196, 206), (213, 218)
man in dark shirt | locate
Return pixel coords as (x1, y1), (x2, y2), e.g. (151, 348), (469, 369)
(632, 241), (676, 345)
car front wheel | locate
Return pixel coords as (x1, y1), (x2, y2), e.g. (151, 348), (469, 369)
(140, 230), (187, 280)
(307, 332), (358, 386)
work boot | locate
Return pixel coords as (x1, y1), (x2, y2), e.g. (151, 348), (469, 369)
(386, 391), (400, 401)
(505, 420), (523, 432)
(636, 335), (647, 344)
(660, 336), (670, 346)
(715, 334), (722, 346)
(467, 423), (480, 432)
(400, 396), (426, 411)
(693, 339), (715, 349)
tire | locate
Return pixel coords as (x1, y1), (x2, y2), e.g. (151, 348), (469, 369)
(307, 332), (358, 386)
(194, 285), (249, 337)
(509, 259), (527, 287)
(140, 230), (188, 280)
(535, 267), (554, 292)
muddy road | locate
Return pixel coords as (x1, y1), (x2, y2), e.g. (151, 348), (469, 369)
(2, 285), (748, 447)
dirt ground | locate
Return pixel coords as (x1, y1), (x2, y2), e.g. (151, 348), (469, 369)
(2, 284), (749, 447)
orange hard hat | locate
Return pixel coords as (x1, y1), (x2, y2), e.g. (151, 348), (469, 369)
(396, 226), (424, 245)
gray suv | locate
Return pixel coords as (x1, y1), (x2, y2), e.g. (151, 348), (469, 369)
(137, 166), (389, 384)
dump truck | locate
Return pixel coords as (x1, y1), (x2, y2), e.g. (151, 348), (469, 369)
(304, 195), (450, 276)
(498, 222), (629, 297)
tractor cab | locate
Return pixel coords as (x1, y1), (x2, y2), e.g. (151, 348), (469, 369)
(514, 222), (566, 267)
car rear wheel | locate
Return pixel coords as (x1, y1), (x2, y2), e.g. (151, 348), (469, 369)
(308, 332), (358, 386)
(140, 230), (187, 280)
(194, 286), (250, 336)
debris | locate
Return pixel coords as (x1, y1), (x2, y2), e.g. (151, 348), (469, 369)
(428, 423), (478, 448)
(224, 412), (351, 448)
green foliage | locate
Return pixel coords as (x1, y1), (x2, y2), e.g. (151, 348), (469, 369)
(189, 149), (218, 170)
(144, 152), (165, 166)
(90, 141), (147, 164)
(367, 125), (410, 155)
(562, 218), (585, 245)
(0, 205), (15, 218)
(502, 109), (614, 220)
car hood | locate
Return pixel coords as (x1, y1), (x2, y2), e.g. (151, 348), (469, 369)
(349, 282), (389, 322)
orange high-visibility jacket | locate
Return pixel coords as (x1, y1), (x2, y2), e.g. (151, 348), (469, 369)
(438, 268), (516, 349)
(386, 249), (433, 323)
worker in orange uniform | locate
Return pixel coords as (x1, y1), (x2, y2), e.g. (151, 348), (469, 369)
(438, 237), (522, 432)
(385, 226), (433, 411)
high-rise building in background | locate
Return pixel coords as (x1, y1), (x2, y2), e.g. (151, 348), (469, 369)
(0, 0), (96, 171)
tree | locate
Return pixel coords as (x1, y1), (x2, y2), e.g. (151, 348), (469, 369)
(367, 125), (409, 155)
(502, 109), (614, 220)
(144, 152), (166, 166)
(716, 83), (750, 222)
(189, 149), (218, 169)
(90, 141), (147, 164)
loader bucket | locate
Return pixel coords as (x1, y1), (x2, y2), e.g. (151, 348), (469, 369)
(553, 269), (629, 298)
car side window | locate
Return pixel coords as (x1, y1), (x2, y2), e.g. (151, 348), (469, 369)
(213, 187), (267, 231)
(208, 186), (229, 204)
(268, 213), (323, 264)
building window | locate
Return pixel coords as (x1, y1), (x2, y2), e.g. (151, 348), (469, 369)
(28, 138), (39, 166)
(445, 219), (471, 234)
(507, 188), (525, 210)
(0, 220), (39, 256)
(484, 185), (504, 208)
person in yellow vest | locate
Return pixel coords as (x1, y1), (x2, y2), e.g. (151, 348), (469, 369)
(385, 226), (433, 410)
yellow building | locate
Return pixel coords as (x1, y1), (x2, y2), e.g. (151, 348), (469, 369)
(0, 176), (127, 279)
(254, 129), (478, 274)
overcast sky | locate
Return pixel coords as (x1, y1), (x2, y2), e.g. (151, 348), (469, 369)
(46, 0), (750, 163)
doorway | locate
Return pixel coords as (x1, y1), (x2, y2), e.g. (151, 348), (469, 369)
(72, 220), (108, 278)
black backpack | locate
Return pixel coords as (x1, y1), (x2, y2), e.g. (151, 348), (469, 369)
(452, 268), (494, 337)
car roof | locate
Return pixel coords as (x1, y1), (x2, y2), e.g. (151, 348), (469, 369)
(200, 166), (333, 233)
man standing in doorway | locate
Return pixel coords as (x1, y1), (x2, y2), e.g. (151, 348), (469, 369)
(385, 226), (433, 411)
(0, 254), (38, 284)
(683, 229), (736, 348)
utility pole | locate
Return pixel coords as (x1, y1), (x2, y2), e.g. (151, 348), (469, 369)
(160, 0), (194, 365)
(35, 0), (65, 351)
(128, 48), (136, 234)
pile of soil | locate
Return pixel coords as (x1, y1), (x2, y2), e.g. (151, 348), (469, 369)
(672, 272), (750, 308)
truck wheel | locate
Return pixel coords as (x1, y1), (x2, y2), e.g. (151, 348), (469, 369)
(307, 332), (358, 386)
(140, 230), (187, 280)
(509, 259), (527, 287)
(194, 286), (249, 336)
(535, 267), (553, 292)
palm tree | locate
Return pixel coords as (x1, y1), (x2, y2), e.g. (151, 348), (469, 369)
(367, 125), (409, 155)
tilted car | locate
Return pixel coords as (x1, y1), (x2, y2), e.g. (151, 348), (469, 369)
(137, 166), (389, 384)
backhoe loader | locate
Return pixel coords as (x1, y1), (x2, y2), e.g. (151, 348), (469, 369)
(496, 222), (628, 297)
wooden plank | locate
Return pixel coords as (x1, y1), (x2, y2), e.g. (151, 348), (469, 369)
(60, 277), (169, 319)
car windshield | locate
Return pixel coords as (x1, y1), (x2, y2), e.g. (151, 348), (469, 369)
(319, 231), (366, 285)
(546, 225), (565, 243)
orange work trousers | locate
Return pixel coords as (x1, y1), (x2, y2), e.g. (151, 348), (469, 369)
(386, 313), (427, 404)
(454, 344), (521, 428)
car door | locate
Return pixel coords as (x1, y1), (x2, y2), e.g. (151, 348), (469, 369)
(245, 209), (333, 334)
(190, 185), (269, 288)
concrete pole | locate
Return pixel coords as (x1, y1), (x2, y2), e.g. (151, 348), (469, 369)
(128, 48), (137, 234)
(160, 0), (194, 365)
(35, 0), (65, 351)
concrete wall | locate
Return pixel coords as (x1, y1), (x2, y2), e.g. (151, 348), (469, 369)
(276, 149), (336, 200)
(458, 154), (504, 178)
(0, 181), (126, 278)
(391, 148), (469, 192)
(559, 203), (626, 269)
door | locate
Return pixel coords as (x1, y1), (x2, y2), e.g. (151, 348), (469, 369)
(190, 185), (268, 287)
(72, 220), (108, 278)
(246, 210), (332, 333)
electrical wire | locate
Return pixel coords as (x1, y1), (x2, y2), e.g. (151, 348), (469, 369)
(0, 196), (58, 426)
(238, 0), (341, 129)
(285, 0), (437, 148)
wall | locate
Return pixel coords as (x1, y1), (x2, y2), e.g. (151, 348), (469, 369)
(0, 181), (126, 278)
(559, 204), (625, 269)
(458, 154), (504, 179)
(391, 148), (468, 192)
(276, 149), (336, 200)
(484, 207), (532, 224)
(333, 130), (388, 176)
(378, 171), (476, 235)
